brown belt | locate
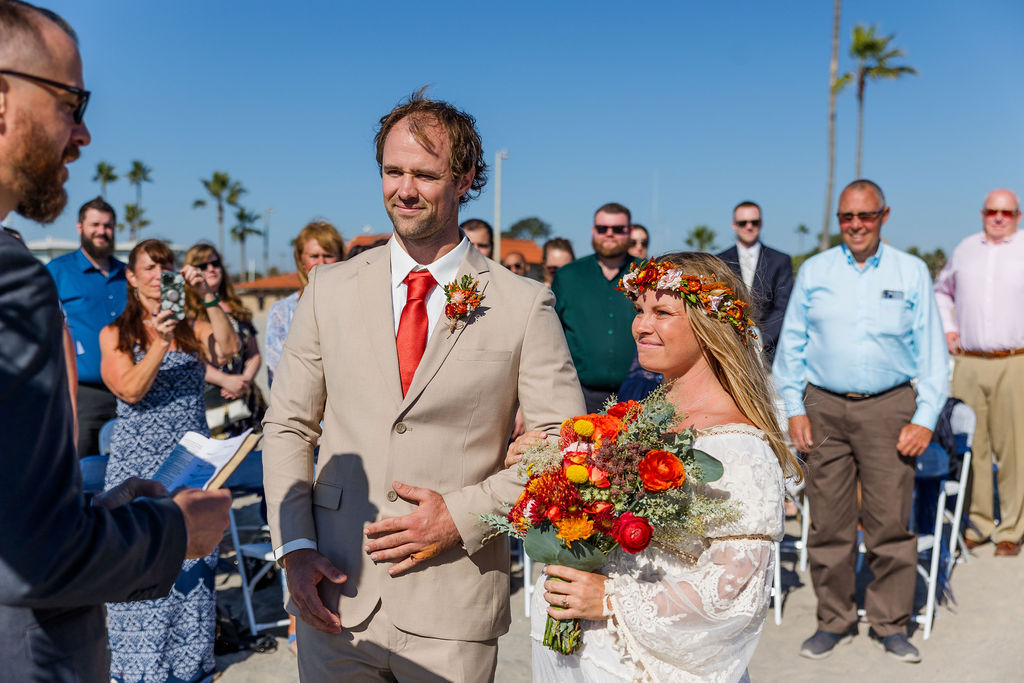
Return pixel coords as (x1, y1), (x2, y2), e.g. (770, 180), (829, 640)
(960, 347), (1024, 359)
(810, 381), (911, 401)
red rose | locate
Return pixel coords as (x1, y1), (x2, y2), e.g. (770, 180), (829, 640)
(544, 506), (562, 522)
(615, 512), (653, 554)
(606, 400), (641, 423)
(638, 449), (686, 491)
(584, 500), (613, 515)
(444, 303), (455, 318)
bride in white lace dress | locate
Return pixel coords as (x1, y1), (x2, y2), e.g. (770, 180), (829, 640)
(509, 252), (800, 683)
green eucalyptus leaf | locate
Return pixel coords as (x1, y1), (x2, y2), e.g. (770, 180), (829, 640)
(690, 448), (724, 482)
(523, 526), (608, 571)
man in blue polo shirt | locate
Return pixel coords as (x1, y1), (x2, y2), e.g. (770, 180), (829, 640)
(46, 196), (126, 457)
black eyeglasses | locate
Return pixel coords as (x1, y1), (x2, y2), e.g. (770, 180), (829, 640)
(197, 259), (222, 271)
(0, 69), (90, 124)
(735, 220), (761, 228)
(630, 239), (649, 248)
(504, 261), (526, 271)
(836, 209), (885, 224)
(594, 224), (630, 235)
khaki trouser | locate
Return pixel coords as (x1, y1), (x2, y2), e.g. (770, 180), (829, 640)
(803, 384), (918, 637)
(953, 354), (1024, 545)
(296, 600), (498, 682)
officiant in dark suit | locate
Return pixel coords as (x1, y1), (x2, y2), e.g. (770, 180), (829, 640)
(718, 201), (793, 363)
(0, 3), (230, 680)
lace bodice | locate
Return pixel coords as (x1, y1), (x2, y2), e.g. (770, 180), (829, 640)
(531, 425), (785, 683)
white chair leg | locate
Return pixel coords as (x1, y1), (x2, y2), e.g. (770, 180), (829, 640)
(952, 449), (972, 564)
(523, 545), (533, 618)
(229, 508), (260, 637)
(773, 541), (782, 625)
(923, 489), (946, 640)
(799, 495), (810, 573)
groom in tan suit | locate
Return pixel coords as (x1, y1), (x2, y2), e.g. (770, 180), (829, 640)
(262, 91), (585, 681)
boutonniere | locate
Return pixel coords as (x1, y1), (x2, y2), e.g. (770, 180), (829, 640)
(443, 275), (484, 332)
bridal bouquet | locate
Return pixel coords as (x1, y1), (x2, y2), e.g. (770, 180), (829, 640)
(481, 387), (736, 654)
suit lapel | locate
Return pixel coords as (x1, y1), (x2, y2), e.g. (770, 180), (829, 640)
(356, 249), (404, 409)
(399, 248), (491, 411)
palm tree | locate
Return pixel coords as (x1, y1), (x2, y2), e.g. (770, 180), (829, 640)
(685, 225), (717, 252)
(795, 223), (810, 252)
(119, 203), (150, 241)
(846, 24), (917, 178)
(92, 161), (118, 199)
(193, 172), (246, 255)
(230, 206), (262, 279)
(126, 160), (153, 207)
(821, 0), (847, 252)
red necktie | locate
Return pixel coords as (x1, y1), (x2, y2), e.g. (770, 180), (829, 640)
(396, 270), (437, 396)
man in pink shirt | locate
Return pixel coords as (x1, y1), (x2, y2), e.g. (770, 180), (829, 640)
(934, 189), (1024, 557)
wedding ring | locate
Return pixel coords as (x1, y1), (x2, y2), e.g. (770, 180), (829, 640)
(561, 596), (569, 608)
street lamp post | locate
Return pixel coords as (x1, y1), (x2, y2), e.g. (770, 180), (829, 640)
(263, 207), (273, 276)
(493, 149), (508, 261)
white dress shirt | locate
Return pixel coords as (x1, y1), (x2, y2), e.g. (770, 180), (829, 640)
(273, 235), (471, 560)
(737, 241), (761, 289)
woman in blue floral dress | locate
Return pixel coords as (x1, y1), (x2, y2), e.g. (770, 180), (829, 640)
(99, 240), (239, 683)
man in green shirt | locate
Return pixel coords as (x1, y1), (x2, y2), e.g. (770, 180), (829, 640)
(552, 202), (640, 412)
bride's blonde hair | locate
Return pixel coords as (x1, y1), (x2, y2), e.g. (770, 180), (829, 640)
(654, 251), (802, 480)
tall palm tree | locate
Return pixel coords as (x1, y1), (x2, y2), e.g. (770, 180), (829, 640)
(120, 203), (150, 241)
(795, 223), (810, 252)
(193, 172), (246, 255)
(821, 0), (847, 252)
(92, 161), (118, 199)
(230, 206), (262, 279)
(126, 160), (153, 207)
(685, 225), (717, 252)
(847, 24), (917, 178)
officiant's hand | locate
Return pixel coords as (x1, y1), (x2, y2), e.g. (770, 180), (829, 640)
(506, 430), (548, 468)
(363, 482), (461, 576)
(281, 548), (347, 633)
(92, 477), (167, 509)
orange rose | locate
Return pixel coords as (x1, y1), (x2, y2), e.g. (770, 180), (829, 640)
(638, 449), (686, 491)
(606, 400), (641, 423)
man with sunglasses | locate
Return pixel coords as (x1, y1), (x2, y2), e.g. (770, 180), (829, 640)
(46, 196), (126, 459)
(0, 3), (231, 680)
(934, 189), (1024, 557)
(717, 201), (793, 364)
(552, 202), (640, 411)
(774, 179), (948, 664)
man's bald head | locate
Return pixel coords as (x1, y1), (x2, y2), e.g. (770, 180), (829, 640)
(981, 188), (1021, 242)
(0, 1), (77, 68)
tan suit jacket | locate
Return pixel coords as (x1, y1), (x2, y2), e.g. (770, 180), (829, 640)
(262, 245), (584, 641)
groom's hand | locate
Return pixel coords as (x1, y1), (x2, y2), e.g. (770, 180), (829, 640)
(363, 481), (462, 576)
(280, 548), (347, 633)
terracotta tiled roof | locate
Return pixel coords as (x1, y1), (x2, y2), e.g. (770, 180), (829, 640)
(498, 238), (543, 264)
(346, 233), (392, 255)
(236, 271), (300, 292)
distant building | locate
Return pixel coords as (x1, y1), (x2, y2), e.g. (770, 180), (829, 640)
(25, 235), (187, 265)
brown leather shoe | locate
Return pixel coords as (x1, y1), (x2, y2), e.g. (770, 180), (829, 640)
(963, 537), (985, 550)
(995, 541), (1022, 557)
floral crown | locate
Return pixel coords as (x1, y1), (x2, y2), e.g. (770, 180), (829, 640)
(617, 259), (757, 342)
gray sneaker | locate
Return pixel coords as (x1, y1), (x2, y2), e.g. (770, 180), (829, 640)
(870, 630), (921, 663)
(799, 629), (855, 659)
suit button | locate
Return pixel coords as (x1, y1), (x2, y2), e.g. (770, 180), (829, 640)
(386, 490), (398, 502)
(395, 423), (407, 434)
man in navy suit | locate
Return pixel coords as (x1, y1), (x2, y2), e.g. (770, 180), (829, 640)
(0, 3), (230, 680)
(717, 201), (794, 364)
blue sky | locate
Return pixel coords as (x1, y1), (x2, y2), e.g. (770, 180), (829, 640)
(9, 0), (1024, 272)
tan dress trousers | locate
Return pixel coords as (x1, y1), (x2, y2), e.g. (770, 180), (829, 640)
(803, 384), (918, 637)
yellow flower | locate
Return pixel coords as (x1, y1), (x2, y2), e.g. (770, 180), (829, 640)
(573, 419), (595, 439)
(564, 464), (589, 484)
(555, 515), (595, 543)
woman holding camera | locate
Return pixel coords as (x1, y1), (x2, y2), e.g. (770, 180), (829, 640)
(99, 239), (238, 683)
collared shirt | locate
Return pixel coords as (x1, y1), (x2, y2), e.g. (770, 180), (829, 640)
(273, 235), (470, 561)
(265, 291), (299, 386)
(551, 254), (640, 391)
(389, 235), (469, 335)
(933, 230), (1024, 352)
(773, 243), (948, 429)
(737, 241), (762, 289)
(46, 249), (127, 384)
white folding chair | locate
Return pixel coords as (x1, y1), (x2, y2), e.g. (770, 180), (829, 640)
(98, 417), (117, 456)
(228, 507), (290, 636)
(771, 490), (809, 625)
(522, 542), (534, 618)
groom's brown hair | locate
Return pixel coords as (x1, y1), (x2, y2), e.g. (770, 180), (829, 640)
(374, 86), (488, 205)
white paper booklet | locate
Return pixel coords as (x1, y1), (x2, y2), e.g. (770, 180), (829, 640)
(152, 428), (261, 490)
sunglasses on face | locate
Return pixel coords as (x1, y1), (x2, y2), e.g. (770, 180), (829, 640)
(505, 261), (526, 271)
(197, 259), (222, 271)
(735, 220), (761, 228)
(630, 239), (649, 248)
(836, 209), (885, 224)
(984, 209), (1019, 218)
(594, 224), (630, 236)
(0, 69), (90, 124)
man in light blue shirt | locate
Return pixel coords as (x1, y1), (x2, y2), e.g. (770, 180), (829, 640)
(774, 179), (948, 664)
